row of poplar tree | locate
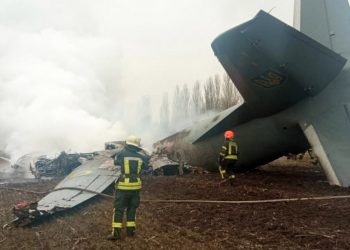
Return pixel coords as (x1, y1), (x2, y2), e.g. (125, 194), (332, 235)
(159, 73), (241, 132)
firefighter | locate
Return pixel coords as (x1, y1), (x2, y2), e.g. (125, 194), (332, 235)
(218, 130), (238, 184)
(107, 135), (149, 240)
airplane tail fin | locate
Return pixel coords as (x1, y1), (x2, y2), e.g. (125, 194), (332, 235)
(294, 0), (350, 59)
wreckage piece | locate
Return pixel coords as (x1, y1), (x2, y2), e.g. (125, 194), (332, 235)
(158, 1), (350, 187)
(37, 150), (119, 213)
(4, 144), (124, 227)
(0, 156), (11, 174)
(4, 144), (196, 227)
(2, 153), (43, 180)
(149, 153), (197, 175)
(8, 201), (43, 227)
(104, 141), (125, 150)
(31, 152), (94, 179)
(4, 151), (95, 181)
(150, 154), (181, 175)
(0, 156), (10, 166)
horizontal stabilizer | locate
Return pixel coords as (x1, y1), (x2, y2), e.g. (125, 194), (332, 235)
(212, 11), (346, 116)
(191, 103), (254, 143)
(156, 103), (254, 145)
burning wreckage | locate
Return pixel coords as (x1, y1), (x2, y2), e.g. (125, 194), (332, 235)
(29, 152), (94, 179)
(3, 141), (199, 228)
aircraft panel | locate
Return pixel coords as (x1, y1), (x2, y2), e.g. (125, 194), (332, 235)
(301, 104), (350, 186)
(37, 151), (119, 212)
(294, 0), (350, 59)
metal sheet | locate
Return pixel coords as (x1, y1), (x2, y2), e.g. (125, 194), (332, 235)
(150, 154), (179, 171)
(37, 150), (119, 212)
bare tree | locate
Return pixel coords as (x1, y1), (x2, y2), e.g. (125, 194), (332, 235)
(203, 76), (215, 111)
(172, 85), (182, 123)
(159, 92), (169, 132)
(214, 74), (221, 110)
(191, 80), (203, 116)
(221, 73), (241, 109)
(180, 84), (190, 119)
(137, 95), (152, 128)
(167, 73), (241, 127)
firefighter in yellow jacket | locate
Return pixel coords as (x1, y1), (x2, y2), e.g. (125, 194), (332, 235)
(107, 135), (149, 240)
(218, 130), (238, 184)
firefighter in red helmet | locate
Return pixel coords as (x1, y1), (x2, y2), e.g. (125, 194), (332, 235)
(218, 130), (238, 184)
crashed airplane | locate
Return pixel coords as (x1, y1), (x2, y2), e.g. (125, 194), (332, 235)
(5, 0), (350, 227)
(156, 0), (350, 187)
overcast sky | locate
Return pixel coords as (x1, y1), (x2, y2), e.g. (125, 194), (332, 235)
(0, 0), (295, 158)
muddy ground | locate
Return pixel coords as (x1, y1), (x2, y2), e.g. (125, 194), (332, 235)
(1, 157), (350, 249)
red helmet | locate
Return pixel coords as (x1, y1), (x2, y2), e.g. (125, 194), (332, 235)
(224, 130), (234, 140)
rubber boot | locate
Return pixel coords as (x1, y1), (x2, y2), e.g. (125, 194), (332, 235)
(107, 228), (121, 240)
(218, 166), (226, 180)
(228, 174), (235, 186)
(126, 227), (135, 237)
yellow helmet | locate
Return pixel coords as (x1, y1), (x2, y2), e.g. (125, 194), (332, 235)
(125, 135), (141, 147)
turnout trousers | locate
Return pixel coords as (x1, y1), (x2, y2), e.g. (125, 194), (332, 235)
(112, 189), (140, 233)
(219, 159), (237, 180)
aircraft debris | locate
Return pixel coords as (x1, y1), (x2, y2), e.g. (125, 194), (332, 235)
(4, 148), (120, 228)
(3, 141), (206, 227)
(37, 150), (119, 212)
(104, 141), (125, 150)
(0, 156), (11, 167)
(150, 152), (206, 176)
(150, 154), (181, 175)
(286, 149), (318, 164)
(30, 152), (94, 179)
(3, 201), (45, 228)
(0, 157), (11, 178)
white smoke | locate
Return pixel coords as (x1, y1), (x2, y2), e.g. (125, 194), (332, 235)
(0, 0), (294, 161)
(0, 2), (128, 160)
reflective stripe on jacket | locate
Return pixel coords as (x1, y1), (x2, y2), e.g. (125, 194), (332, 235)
(114, 145), (149, 190)
(220, 140), (238, 161)
(117, 156), (144, 190)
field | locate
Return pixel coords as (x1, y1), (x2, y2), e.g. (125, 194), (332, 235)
(1, 157), (350, 249)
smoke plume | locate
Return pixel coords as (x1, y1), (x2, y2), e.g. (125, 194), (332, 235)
(0, 1), (128, 160)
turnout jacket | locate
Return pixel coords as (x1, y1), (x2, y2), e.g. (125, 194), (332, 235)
(114, 144), (149, 190)
(219, 139), (238, 162)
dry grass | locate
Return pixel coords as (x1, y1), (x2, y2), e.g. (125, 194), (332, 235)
(1, 158), (350, 249)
